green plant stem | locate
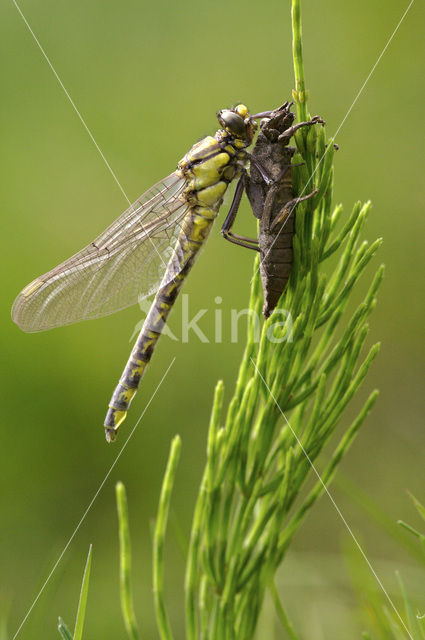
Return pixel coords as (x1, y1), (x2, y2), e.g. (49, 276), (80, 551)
(292, 0), (308, 122)
(153, 436), (181, 640)
(57, 618), (73, 640)
(116, 482), (140, 640)
(73, 545), (92, 640)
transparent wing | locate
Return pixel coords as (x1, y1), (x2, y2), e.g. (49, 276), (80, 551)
(12, 172), (189, 332)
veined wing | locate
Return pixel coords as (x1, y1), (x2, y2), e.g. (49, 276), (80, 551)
(12, 172), (189, 332)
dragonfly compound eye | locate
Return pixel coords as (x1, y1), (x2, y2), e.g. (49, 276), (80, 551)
(217, 109), (246, 138)
(234, 104), (249, 118)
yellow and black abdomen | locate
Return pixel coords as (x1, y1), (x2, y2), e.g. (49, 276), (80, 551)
(104, 132), (246, 441)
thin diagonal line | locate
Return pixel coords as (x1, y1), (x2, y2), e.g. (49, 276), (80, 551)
(12, 357), (176, 640)
(250, 357), (413, 640)
(12, 0), (168, 273)
(331, 0), (415, 141)
(252, 0), (415, 284)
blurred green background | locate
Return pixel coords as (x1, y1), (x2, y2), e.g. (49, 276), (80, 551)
(1, 0), (424, 638)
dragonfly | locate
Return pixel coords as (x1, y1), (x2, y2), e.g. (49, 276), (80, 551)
(12, 104), (270, 443)
(221, 102), (324, 316)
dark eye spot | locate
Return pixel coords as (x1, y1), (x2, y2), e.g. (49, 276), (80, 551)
(217, 111), (246, 137)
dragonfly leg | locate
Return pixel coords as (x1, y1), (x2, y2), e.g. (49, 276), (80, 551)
(221, 174), (259, 251)
(251, 101), (293, 119)
(224, 234), (260, 250)
(251, 109), (275, 119)
(278, 115), (325, 142)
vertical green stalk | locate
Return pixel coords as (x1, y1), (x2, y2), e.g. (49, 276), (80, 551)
(116, 482), (140, 640)
(58, 545), (92, 640)
(153, 436), (181, 640)
(73, 545), (92, 640)
(291, 0), (308, 122)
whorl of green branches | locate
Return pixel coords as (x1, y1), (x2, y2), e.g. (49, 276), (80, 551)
(153, 1), (382, 638)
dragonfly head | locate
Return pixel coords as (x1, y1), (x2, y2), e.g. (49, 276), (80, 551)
(217, 104), (257, 146)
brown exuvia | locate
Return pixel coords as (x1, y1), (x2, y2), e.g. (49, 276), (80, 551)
(221, 102), (323, 317)
(246, 103), (323, 317)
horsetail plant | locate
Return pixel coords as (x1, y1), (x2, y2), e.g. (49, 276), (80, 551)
(157, 1), (382, 637)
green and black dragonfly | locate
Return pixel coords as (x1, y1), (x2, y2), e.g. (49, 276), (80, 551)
(12, 105), (264, 441)
(12, 103), (322, 441)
